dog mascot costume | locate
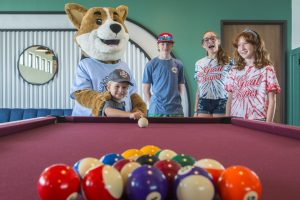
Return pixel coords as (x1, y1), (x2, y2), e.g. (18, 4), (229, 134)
(65, 3), (147, 116)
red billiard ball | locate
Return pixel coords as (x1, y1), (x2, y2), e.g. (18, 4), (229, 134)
(218, 165), (262, 200)
(154, 160), (181, 186)
(37, 164), (80, 200)
(82, 165), (123, 200)
(154, 160), (181, 199)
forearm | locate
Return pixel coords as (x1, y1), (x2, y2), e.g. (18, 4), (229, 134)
(104, 108), (131, 118)
(266, 93), (276, 122)
(194, 89), (199, 112)
(178, 84), (184, 96)
(143, 84), (151, 103)
(225, 93), (232, 116)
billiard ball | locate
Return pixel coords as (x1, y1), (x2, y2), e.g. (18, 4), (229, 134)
(121, 148), (143, 160)
(177, 174), (215, 200)
(154, 160), (181, 185)
(100, 153), (124, 166)
(174, 166), (215, 200)
(140, 145), (161, 155)
(155, 149), (177, 160)
(194, 158), (225, 185)
(218, 165), (262, 200)
(154, 160), (181, 199)
(172, 153), (196, 167)
(37, 164), (80, 200)
(136, 154), (159, 166)
(82, 165), (123, 200)
(126, 165), (168, 200)
(113, 159), (141, 185)
(138, 117), (149, 128)
(73, 157), (102, 178)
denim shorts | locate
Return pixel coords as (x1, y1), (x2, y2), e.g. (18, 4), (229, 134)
(197, 98), (227, 114)
(148, 113), (184, 117)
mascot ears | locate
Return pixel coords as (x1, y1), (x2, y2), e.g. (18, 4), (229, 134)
(65, 3), (87, 30)
(65, 3), (128, 30)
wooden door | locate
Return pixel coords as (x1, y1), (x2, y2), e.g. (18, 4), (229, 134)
(221, 22), (286, 123)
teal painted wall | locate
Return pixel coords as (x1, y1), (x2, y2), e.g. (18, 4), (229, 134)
(288, 48), (300, 126)
(1, 0), (292, 119)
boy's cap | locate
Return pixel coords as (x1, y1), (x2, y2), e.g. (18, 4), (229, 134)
(108, 69), (133, 86)
(157, 32), (174, 43)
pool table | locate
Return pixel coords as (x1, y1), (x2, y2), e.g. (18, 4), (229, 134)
(0, 116), (299, 200)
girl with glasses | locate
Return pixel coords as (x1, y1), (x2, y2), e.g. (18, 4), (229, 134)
(194, 31), (232, 118)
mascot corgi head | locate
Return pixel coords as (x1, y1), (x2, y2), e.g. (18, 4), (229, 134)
(65, 3), (129, 62)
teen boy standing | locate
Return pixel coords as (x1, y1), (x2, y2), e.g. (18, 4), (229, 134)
(143, 32), (185, 117)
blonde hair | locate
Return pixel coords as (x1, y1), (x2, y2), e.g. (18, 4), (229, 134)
(233, 29), (272, 70)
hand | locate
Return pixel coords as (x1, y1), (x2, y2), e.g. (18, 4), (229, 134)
(129, 111), (143, 120)
(194, 113), (198, 117)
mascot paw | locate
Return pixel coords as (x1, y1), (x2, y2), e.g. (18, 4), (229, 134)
(101, 91), (112, 101)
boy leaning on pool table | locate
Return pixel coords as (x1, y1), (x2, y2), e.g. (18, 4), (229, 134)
(101, 69), (144, 120)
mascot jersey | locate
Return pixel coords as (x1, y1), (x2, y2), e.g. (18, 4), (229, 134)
(71, 57), (137, 116)
(194, 57), (232, 100)
(225, 65), (281, 120)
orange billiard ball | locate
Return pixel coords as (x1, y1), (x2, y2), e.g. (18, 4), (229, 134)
(218, 165), (262, 200)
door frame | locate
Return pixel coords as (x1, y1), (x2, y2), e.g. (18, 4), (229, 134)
(221, 20), (288, 123)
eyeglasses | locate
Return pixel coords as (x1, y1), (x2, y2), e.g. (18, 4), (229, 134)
(202, 36), (217, 43)
(158, 35), (173, 41)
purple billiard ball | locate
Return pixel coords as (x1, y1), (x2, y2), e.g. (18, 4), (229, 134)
(126, 165), (168, 200)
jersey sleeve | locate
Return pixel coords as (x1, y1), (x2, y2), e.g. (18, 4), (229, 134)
(266, 65), (281, 94)
(70, 62), (92, 99)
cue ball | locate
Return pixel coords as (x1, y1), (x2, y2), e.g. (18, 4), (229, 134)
(138, 117), (149, 128)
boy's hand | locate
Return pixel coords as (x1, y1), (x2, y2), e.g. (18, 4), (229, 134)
(129, 111), (143, 120)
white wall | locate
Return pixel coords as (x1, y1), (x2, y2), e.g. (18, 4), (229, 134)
(292, 0), (300, 49)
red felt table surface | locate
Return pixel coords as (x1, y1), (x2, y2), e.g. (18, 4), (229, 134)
(0, 116), (299, 200)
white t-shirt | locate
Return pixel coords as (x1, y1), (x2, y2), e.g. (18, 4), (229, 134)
(225, 65), (281, 120)
(70, 58), (137, 116)
(194, 57), (231, 99)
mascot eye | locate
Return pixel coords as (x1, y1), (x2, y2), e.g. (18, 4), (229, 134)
(96, 19), (102, 25)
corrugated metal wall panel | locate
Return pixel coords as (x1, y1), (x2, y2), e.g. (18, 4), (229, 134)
(0, 30), (149, 109)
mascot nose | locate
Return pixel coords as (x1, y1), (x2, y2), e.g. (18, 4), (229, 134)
(110, 24), (121, 34)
